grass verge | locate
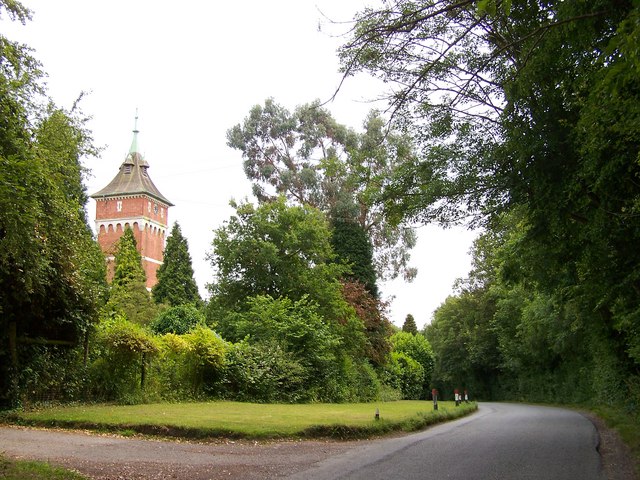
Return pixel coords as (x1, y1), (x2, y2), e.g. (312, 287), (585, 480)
(0, 455), (88, 480)
(586, 404), (640, 477)
(3, 400), (477, 440)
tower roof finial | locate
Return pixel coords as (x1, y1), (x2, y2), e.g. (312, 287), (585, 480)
(130, 108), (140, 154)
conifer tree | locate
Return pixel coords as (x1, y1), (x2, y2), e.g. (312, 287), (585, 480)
(105, 227), (157, 325)
(153, 222), (201, 306)
(113, 227), (146, 287)
(402, 314), (418, 335)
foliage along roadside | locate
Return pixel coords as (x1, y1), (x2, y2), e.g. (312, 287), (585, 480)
(3, 401), (477, 441)
(342, 0), (640, 417)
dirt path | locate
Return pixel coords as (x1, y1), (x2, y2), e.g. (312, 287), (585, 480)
(0, 411), (636, 480)
(0, 426), (364, 479)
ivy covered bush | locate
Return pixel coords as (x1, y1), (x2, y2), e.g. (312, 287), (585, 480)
(89, 315), (158, 402)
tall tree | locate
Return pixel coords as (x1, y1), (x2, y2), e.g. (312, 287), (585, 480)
(227, 99), (417, 281)
(0, 0), (107, 403)
(207, 198), (387, 378)
(339, 0), (639, 229)
(152, 222), (201, 306)
(426, 289), (500, 400)
(112, 227), (145, 287)
(105, 227), (157, 325)
(330, 219), (390, 365)
(427, 209), (626, 402)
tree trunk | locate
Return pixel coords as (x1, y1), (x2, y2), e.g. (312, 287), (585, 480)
(140, 352), (146, 390)
(9, 321), (17, 369)
(83, 331), (89, 368)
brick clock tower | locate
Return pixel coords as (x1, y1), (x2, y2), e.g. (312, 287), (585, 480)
(91, 122), (173, 289)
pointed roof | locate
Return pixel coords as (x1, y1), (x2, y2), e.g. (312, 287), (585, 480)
(91, 119), (173, 206)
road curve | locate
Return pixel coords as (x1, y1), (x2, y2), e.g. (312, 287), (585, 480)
(287, 402), (603, 480)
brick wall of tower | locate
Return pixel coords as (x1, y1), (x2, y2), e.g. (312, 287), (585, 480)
(95, 196), (168, 225)
(94, 195), (169, 290)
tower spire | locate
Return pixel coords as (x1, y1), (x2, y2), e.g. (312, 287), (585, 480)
(129, 108), (139, 154)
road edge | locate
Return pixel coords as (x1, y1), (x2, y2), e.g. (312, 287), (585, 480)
(581, 411), (637, 480)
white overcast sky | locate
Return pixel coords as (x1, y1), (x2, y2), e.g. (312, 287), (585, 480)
(4, 0), (478, 329)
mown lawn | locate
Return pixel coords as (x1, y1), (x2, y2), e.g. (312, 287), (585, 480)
(9, 400), (477, 440)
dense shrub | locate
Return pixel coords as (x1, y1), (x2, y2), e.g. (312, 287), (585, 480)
(10, 345), (89, 406)
(381, 351), (424, 400)
(222, 296), (341, 391)
(149, 333), (193, 400)
(222, 341), (306, 402)
(90, 321), (227, 402)
(182, 326), (227, 396)
(217, 295), (382, 402)
(321, 357), (381, 403)
(390, 331), (435, 397)
(377, 384), (404, 402)
(151, 304), (205, 335)
(89, 316), (157, 402)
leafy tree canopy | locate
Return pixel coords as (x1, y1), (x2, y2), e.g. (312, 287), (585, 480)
(150, 303), (204, 335)
(426, 289), (500, 399)
(0, 2), (106, 402)
(207, 197), (349, 324)
(339, 0), (639, 245)
(340, 0), (640, 405)
(221, 295), (340, 369)
(227, 98), (418, 281)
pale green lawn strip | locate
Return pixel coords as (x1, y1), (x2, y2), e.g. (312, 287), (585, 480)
(17, 401), (474, 437)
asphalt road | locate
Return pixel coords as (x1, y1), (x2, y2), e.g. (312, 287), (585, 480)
(287, 402), (604, 480)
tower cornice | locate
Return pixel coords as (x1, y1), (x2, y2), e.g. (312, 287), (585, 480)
(94, 217), (168, 232)
(92, 192), (171, 209)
